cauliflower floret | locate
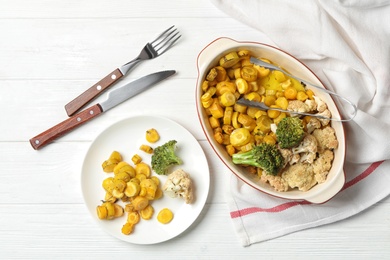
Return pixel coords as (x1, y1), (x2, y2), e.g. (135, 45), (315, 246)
(279, 148), (300, 166)
(282, 163), (317, 191)
(292, 134), (318, 154)
(316, 109), (332, 126)
(313, 95), (327, 113)
(260, 173), (289, 192)
(300, 153), (317, 164)
(292, 134), (318, 164)
(290, 153), (301, 164)
(287, 100), (311, 116)
(162, 169), (194, 204)
(313, 149), (334, 183)
(306, 117), (321, 134)
(278, 148), (292, 168)
(312, 126), (338, 153)
(304, 99), (317, 111)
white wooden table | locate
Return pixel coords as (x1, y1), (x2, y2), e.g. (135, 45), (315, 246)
(1, 0), (389, 258)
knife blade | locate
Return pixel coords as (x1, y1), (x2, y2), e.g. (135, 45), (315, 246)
(30, 70), (176, 150)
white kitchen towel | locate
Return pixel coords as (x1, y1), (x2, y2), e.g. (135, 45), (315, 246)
(211, 0), (390, 246)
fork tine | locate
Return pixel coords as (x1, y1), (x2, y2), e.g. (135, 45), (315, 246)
(154, 32), (181, 55)
(150, 25), (175, 44)
(118, 26), (180, 76)
(150, 25), (181, 55)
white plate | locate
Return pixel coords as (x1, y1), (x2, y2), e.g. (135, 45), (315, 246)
(81, 115), (210, 244)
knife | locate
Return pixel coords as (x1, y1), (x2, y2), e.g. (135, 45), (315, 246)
(64, 68), (125, 117)
(30, 70), (176, 150)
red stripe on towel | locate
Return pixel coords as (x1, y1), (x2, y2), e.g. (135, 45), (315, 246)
(230, 200), (311, 218)
(230, 161), (384, 219)
(341, 160), (384, 190)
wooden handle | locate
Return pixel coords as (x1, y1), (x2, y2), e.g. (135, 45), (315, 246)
(64, 68), (123, 116)
(30, 104), (103, 150)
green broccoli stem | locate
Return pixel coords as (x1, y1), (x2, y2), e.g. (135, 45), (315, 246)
(232, 143), (284, 175)
(232, 150), (262, 168)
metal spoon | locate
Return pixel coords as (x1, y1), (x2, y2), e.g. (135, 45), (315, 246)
(249, 57), (357, 122)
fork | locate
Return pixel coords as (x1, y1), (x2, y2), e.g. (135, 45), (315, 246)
(64, 25), (181, 116)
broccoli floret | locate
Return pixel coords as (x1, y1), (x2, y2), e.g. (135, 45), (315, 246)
(151, 140), (182, 175)
(276, 117), (305, 148)
(232, 143), (284, 175)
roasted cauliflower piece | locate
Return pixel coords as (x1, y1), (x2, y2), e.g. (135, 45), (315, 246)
(312, 126), (339, 153)
(306, 117), (322, 134)
(292, 134), (318, 164)
(313, 95), (327, 112)
(313, 149), (335, 183)
(278, 148), (300, 166)
(304, 99), (317, 111)
(282, 163), (317, 192)
(316, 109), (332, 126)
(287, 100), (312, 115)
(260, 173), (289, 192)
(162, 169), (194, 204)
